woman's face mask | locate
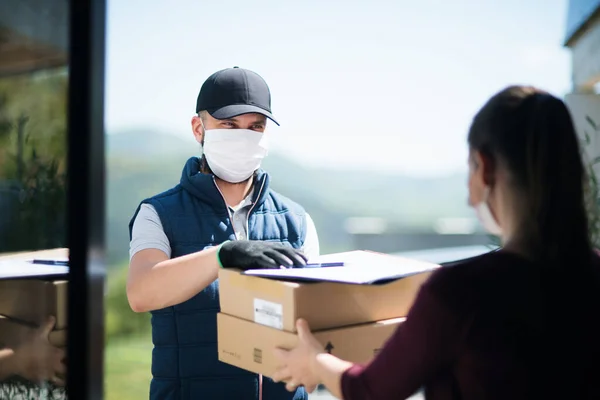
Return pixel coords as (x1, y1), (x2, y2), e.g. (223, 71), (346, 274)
(474, 186), (502, 236)
(468, 152), (502, 236)
(202, 125), (269, 183)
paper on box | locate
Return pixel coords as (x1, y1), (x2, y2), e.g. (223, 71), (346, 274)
(219, 251), (437, 332)
(217, 313), (404, 377)
(0, 249), (69, 279)
(244, 250), (439, 284)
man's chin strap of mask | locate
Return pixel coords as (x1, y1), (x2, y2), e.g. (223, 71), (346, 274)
(475, 186), (502, 236)
(200, 118), (269, 183)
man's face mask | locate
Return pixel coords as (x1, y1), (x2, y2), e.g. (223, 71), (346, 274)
(201, 121), (269, 183)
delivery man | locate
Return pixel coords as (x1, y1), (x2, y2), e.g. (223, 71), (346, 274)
(126, 66), (319, 400)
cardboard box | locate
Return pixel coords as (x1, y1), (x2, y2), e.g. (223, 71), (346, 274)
(0, 316), (66, 348)
(0, 316), (31, 348)
(217, 313), (404, 377)
(0, 280), (68, 330)
(49, 329), (67, 348)
(219, 251), (437, 332)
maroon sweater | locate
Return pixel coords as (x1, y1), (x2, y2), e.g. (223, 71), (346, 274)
(341, 250), (600, 399)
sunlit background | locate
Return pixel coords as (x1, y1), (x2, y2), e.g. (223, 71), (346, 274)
(101, 0), (579, 399)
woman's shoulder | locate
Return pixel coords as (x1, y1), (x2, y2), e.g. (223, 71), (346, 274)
(422, 250), (531, 301)
(432, 249), (526, 277)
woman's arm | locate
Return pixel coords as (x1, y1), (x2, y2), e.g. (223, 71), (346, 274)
(310, 353), (353, 398)
(274, 268), (469, 400)
(337, 277), (467, 399)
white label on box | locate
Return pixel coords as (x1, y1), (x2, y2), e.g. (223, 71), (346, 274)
(253, 298), (283, 329)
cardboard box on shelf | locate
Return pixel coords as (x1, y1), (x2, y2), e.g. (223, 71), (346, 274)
(217, 313), (404, 377)
(0, 280), (67, 330)
(219, 250), (438, 332)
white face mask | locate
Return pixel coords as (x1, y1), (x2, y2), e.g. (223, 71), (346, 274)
(202, 128), (269, 183)
(474, 186), (502, 236)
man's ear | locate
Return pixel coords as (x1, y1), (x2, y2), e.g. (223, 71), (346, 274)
(473, 150), (496, 187)
(191, 116), (204, 144)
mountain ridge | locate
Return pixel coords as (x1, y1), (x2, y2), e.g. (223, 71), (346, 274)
(105, 129), (472, 265)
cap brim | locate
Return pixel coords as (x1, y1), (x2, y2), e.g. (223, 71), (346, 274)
(208, 104), (279, 126)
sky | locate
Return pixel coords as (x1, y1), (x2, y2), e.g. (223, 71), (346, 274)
(105, 0), (572, 177)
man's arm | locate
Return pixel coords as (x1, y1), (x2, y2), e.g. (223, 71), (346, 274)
(127, 204), (221, 313)
(301, 212), (320, 260)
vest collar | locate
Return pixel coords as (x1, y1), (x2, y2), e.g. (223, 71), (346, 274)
(179, 157), (271, 209)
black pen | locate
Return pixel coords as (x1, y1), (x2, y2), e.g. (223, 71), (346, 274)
(30, 259), (69, 266)
(304, 262), (344, 268)
(278, 262), (345, 269)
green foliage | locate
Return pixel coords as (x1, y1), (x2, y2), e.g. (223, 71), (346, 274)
(0, 69), (67, 253)
(104, 334), (152, 400)
(104, 266), (151, 340)
(4, 142), (67, 251)
(0, 69), (69, 399)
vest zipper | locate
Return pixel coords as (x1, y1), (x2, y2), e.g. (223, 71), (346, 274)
(212, 177), (235, 236)
(248, 177), (266, 400)
(215, 176), (266, 400)
(246, 176), (267, 237)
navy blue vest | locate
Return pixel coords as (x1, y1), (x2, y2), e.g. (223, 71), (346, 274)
(129, 157), (308, 400)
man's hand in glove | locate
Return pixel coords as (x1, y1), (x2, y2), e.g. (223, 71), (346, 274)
(217, 240), (308, 270)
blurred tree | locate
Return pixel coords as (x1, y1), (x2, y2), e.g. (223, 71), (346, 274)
(105, 266), (151, 340)
(0, 70), (68, 397)
(0, 69), (67, 253)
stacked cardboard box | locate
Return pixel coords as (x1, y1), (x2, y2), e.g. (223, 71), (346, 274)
(0, 279), (68, 347)
(0, 248), (68, 349)
(217, 250), (439, 377)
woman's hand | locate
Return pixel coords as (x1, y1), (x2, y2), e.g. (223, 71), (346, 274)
(272, 319), (324, 393)
(12, 316), (66, 386)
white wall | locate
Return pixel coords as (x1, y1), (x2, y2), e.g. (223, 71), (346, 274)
(570, 14), (600, 91)
(565, 94), (600, 175)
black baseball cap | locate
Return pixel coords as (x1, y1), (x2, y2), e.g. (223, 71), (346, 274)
(195, 66), (279, 125)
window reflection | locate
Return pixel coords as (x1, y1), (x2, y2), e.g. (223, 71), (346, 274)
(0, 1), (68, 399)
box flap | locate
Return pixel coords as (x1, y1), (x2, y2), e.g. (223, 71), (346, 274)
(242, 251), (439, 284)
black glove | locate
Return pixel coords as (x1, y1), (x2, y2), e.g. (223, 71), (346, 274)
(217, 240), (308, 270)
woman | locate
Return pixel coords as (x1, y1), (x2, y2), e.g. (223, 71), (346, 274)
(272, 86), (600, 399)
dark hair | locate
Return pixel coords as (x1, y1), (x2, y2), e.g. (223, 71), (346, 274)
(468, 85), (593, 270)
